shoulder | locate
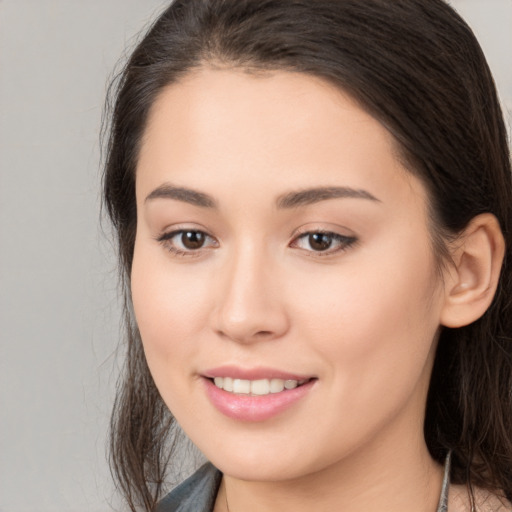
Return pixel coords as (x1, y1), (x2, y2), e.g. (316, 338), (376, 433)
(449, 483), (512, 512)
(155, 463), (222, 512)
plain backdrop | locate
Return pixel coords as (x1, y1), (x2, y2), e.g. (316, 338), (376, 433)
(0, 1), (511, 511)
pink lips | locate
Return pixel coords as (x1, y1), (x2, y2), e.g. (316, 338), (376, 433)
(204, 365), (311, 381)
(202, 366), (316, 422)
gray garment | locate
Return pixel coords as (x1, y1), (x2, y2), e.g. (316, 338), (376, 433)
(156, 453), (451, 512)
(437, 451), (451, 512)
(155, 463), (222, 512)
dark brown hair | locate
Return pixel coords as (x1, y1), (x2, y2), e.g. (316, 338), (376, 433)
(103, 1), (512, 510)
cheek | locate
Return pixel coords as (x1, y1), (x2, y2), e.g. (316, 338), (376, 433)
(130, 242), (210, 368)
(289, 242), (442, 404)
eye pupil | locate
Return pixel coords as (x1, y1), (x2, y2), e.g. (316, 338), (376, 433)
(181, 231), (205, 249)
(309, 233), (332, 251)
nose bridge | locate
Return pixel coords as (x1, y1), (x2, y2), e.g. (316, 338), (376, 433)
(214, 239), (288, 343)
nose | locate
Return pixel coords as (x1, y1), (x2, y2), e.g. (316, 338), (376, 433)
(212, 244), (290, 344)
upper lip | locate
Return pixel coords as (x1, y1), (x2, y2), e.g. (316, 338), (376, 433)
(202, 365), (314, 381)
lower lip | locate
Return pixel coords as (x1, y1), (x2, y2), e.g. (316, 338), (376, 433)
(203, 378), (316, 422)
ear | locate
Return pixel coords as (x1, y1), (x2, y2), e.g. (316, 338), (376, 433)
(440, 213), (505, 328)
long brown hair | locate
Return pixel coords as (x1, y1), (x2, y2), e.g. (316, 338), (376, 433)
(103, 1), (512, 510)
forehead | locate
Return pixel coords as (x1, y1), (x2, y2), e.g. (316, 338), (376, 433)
(141, 67), (389, 154)
(137, 66), (424, 210)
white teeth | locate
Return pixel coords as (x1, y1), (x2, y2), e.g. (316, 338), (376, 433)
(223, 376), (233, 392)
(212, 377), (306, 395)
(251, 379), (270, 395)
(284, 379), (298, 390)
(270, 379), (285, 393)
(233, 378), (251, 394)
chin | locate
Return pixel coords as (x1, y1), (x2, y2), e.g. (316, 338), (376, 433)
(213, 457), (307, 483)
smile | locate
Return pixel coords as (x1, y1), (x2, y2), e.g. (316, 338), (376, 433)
(204, 374), (317, 421)
(212, 377), (309, 395)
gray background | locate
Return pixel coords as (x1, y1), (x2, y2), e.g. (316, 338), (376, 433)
(0, 1), (510, 511)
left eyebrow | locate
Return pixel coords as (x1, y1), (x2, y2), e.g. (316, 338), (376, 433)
(276, 186), (380, 208)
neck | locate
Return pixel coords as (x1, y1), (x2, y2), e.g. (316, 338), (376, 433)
(217, 430), (444, 512)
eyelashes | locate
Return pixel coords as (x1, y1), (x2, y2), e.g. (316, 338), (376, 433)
(290, 231), (357, 255)
(157, 227), (357, 259)
(156, 229), (219, 258)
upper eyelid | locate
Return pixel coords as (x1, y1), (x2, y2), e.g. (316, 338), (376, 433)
(291, 231), (356, 246)
(156, 227), (349, 238)
(158, 229), (217, 242)
(157, 225), (214, 239)
(290, 224), (355, 239)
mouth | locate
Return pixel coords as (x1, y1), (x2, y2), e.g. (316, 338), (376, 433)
(209, 376), (312, 396)
(203, 373), (317, 421)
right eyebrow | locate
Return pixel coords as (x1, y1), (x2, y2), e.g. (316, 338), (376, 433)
(276, 186), (380, 208)
(144, 183), (217, 208)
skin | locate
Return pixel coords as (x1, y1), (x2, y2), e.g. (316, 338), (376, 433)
(132, 67), (477, 511)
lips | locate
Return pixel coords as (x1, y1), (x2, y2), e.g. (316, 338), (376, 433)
(203, 365), (312, 381)
(202, 366), (316, 421)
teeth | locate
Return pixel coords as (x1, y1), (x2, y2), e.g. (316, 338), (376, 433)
(212, 377), (307, 395)
(233, 379), (251, 394)
(270, 379), (285, 393)
(251, 379), (270, 395)
(284, 379), (298, 390)
(223, 377), (233, 391)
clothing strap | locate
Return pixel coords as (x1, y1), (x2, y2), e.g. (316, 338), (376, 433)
(436, 451), (451, 512)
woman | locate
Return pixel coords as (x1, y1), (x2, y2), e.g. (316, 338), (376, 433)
(103, 1), (512, 511)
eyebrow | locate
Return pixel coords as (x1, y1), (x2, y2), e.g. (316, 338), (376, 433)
(145, 183), (379, 209)
(276, 186), (380, 208)
(145, 183), (217, 208)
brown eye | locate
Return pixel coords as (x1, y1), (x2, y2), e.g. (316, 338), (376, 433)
(308, 233), (333, 251)
(181, 231), (206, 249)
(157, 229), (218, 257)
(291, 231), (357, 256)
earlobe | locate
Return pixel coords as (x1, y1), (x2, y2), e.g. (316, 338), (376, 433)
(440, 213), (505, 328)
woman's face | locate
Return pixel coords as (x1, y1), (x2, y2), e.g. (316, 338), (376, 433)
(132, 68), (448, 481)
